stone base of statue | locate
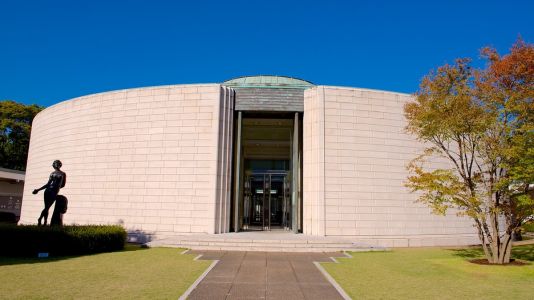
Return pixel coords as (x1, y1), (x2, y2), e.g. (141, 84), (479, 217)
(50, 195), (68, 226)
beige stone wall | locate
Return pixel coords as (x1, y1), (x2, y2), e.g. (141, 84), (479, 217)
(303, 87), (325, 236)
(21, 84), (233, 237)
(22, 82), (478, 246)
(304, 86), (477, 247)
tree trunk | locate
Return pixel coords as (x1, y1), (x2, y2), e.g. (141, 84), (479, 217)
(484, 213), (515, 264)
(498, 234), (512, 264)
(489, 214), (500, 264)
(476, 223), (492, 260)
(484, 234), (513, 264)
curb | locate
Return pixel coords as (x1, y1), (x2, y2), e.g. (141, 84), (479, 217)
(177, 250), (219, 300)
(312, 251), (353, 300)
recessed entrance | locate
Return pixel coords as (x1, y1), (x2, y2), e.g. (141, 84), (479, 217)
(224, 76), (308, 235)
(232, 114), (302, 233)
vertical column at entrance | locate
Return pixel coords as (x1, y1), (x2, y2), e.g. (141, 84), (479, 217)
(233, 111), (242, 232)
(224, 89), (234, 232)
(292, 112), (299, 233)
(303, 87), (326, 236)
(213, 87), (234, 233)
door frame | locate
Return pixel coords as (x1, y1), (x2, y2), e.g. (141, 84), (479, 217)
(242, 171), (290, 231)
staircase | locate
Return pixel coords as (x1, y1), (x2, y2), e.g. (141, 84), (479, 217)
(146, 231), (385, 252)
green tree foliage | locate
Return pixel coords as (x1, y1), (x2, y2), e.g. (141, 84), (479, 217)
(404, 39), (534, 264)
(0, 100), (44, 171)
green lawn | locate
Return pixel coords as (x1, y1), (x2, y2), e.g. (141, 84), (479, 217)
(0, 246), (210, 300)
(322, 245), (534, 300)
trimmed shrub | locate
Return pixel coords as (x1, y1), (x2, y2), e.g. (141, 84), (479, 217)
(0, 224), (126, 257)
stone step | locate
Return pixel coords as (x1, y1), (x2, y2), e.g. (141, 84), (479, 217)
(146, 233), (385, 252)
(181, 244), (356, 250)
(174, 239), (358, 244)
(149, 240), (381, 252)
(159, 240), (349, 245)
(160, 244), (376, 252)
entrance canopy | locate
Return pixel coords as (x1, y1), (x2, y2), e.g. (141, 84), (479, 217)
(224, 76), (312, 112)
(223, 75), (314, 89)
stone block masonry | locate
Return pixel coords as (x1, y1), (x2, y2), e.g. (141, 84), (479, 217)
(21, 84), (233, 237)
(21, 79), (479, 247)
(303, 86), (477, 247)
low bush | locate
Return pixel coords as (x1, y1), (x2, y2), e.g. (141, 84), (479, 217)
(0, 224), (126, 257)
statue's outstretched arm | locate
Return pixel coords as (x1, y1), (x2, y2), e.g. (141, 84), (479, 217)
(33, 177), (52, 194)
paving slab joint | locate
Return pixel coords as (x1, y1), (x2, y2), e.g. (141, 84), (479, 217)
(313, 251), (354, 300)
(177, 251), (219, 300)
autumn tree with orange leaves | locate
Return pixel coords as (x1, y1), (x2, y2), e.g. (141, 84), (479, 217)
(404, 39), (533, 264)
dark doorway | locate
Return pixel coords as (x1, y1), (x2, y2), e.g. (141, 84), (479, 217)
(232, 114), (302, 233)
(243, 172), (291, 231)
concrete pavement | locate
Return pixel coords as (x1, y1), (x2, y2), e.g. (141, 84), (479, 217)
(184, 251), (348, 300)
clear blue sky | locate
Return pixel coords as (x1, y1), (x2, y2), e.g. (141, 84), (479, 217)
(1, 0), (532, 107)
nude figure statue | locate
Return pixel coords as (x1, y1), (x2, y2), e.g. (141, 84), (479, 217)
(33, 160), (67, 226)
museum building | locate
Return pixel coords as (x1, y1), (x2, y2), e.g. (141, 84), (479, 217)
(20, 76), (478, 247)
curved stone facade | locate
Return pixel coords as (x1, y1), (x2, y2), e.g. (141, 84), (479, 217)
(303, 86), (475, 247)
(21, 79), (478, 246)
(21, 84), (234, 236)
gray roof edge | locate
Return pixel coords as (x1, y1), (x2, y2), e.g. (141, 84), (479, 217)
(0, 168), (25, 181)
(223, 75), (314, 88)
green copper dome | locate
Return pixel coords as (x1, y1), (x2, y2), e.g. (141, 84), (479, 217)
(222, 75), (314, 89)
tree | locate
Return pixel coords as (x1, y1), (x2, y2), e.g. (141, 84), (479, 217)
(404, 39), (534, 264)
(0, 100), (44, 171)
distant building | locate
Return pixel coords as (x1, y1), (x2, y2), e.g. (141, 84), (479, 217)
(21, 76), (477, 247)
(0, 168), (24, 222)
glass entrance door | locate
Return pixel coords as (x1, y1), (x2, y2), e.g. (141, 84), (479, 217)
(243, 172), (290, 231)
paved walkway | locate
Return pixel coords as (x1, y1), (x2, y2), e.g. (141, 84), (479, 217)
(186, 251), (347, 300)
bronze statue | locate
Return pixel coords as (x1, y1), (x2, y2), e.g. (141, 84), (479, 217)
(50, 195), (68, 226)
(33, 160), (66, 226)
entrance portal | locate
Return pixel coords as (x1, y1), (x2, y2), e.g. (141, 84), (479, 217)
(232, 114), (302, 233)
(243, 172), (291, 231)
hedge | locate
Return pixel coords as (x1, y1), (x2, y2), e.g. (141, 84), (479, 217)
(0, 224), (127, 257)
